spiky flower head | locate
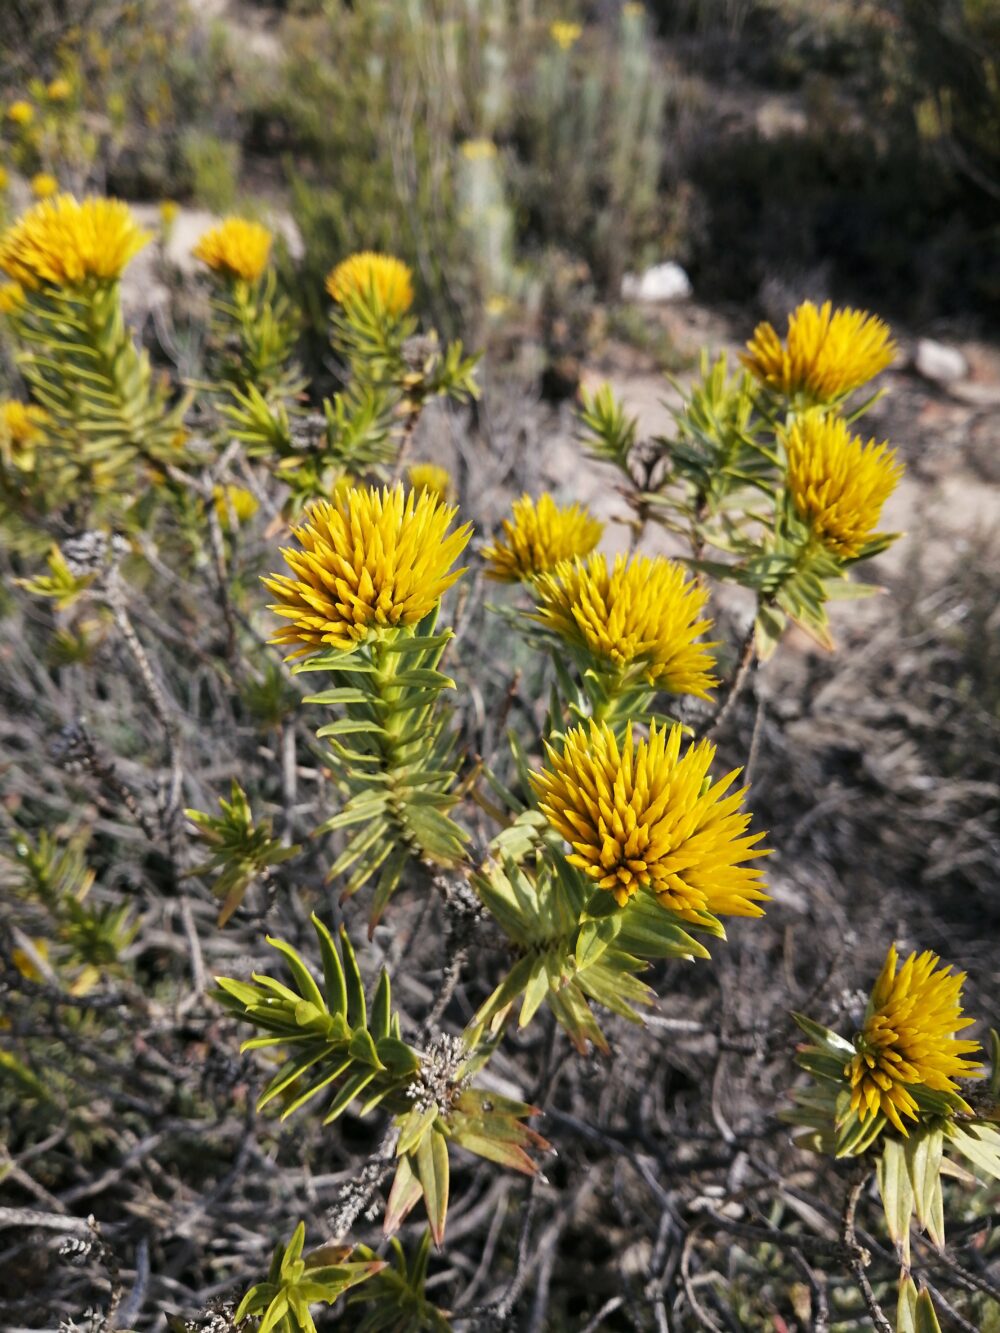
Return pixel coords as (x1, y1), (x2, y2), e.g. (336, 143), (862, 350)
(0, 195), (150, 290)
(193, 217), (273, 284)
(531, 719), (769, 916)
(407, 462), (452, 503)
(742, 300), (895, 403)
(532, 552), (717, 699)
(847, 945), (981, 1134)
(263, 484), (472, 657)
(785, 411), (903, 558)
(325, 252), (414, 316)
(482, 493), (604, 583)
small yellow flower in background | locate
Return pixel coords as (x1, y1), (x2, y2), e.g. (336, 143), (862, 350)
(0, 280), (24, 314)
(8, 101), (33, 126)
(485, 294), (511, 319)
(531, 719), (769, 915)
(159, 200), (180, 229)
(212, 483), (259, 530)
(533, 552), (717, 699)
(0, 166), (8, 192)
(31, 172), (59, 199)
(482, 492), (603, 583)
(461, 138), (498, 161)
(847, 944), (982, 1134)
(1, 398), (49, 468)
(0, 195), (150, 290)
(193, 217), (273, 284)
(325, 251), (414, 317)
(12, 937), (50, 981)
(47, 78), (72, 102)
(263, 484), (472, 657)
(550, 20), (583, 50)
(785, 411), (904, 558)
(407, 462), (452, 504)
(742, 300), (895, 402)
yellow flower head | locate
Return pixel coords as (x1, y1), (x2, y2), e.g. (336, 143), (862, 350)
(0, 280), (24, 314)
(193, 217), (273, 283)
(407, 462), (452, 504)
(159, 200), (180, 228)
(550, 20), (583, 50)
(8, 100), (33, 126)
(482, 493), (604, 584)
(785, 411), (903, 558)
(325, 251), (414, 317)
(531, 719), (769, 914)
(0, 195), (150, 290)
(212, 483), (259, 530)
(1, 398), (49, 467)
(533, 552), (717, 699)
(263, 484), (472, 657)
(461, 138), (498, 161)
(47, 78), (72, 102)
(847, 945), (982, 1134)
(31, 172), (59, 199)
(742, 300), (895, 403)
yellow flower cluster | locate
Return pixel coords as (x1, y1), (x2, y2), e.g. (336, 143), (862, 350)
(325, 252), (414, 317)
(193, 217), (273, 284)
(785, 412), (903, 558)
(847, 945), (981, 1133)
(7, 101), (33, 126)
(212, 484), (260, 530)
(0, 398), (49, 468)
(482, 492), (603, 583)
(263, 485), (472, 657)
(532, 552), (717, 699)
(550, 20), (583, 50)
(407, 462), (452, 503)
(0, 195), (150, 289)
(531, 719), (769, 915)
(31, 173), (59, 199)
(743, 300), (895, 403)
(0, 281), (24, 314)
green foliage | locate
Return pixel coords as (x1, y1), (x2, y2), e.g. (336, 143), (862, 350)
(8, 277), (188, 512)
(348, 1232), (452, 1332)
(470, 815), (713, 1053)
(298, 615), (468, 924)
(215, 914), (422, 1124)
(235, 1222), (385, 1333)
(186, 781), (300, 925)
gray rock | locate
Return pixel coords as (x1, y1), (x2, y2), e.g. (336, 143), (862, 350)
(915, 338), (967, 384)
(621, 261), (692, 304)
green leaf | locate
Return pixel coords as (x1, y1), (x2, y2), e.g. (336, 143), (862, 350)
(415, 1127), (450, 1247)
(905, 1129), (944, 1248)
(877, 1138), (914, 1261)
(385, 1153), (423, 1237)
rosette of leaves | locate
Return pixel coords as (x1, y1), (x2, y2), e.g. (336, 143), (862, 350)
(233, 1222), (385, 1333)
(468, 812), (713, 1053)
(348, 1231), (452, 1332)
(186, 780), (300, 925)
(298, 610), (468, 925)
(214, 914), (422, 1127)
(216, 916), (548, 1246)
(211, 267), (304, 404)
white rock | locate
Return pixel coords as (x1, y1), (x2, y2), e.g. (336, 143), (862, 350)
(915, 338), (967, 384)
(621, 261), (692, 304)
